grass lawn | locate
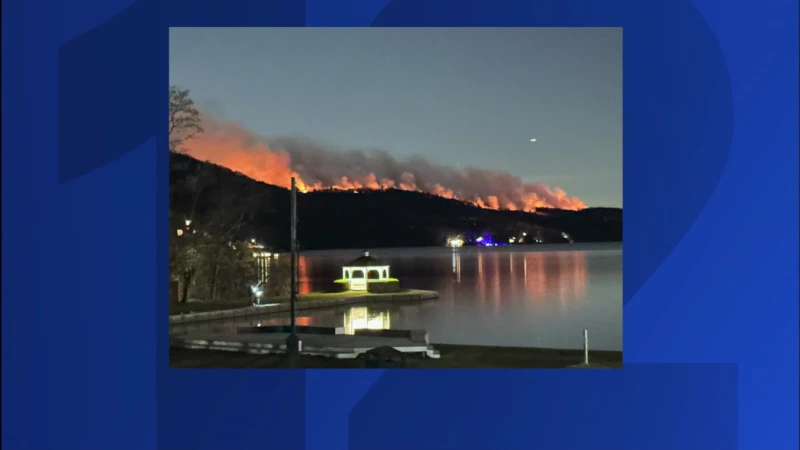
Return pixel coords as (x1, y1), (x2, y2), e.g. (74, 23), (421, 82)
(170, 344), (622, 369)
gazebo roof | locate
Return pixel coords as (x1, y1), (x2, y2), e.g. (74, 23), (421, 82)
(345, 251), (386, 267)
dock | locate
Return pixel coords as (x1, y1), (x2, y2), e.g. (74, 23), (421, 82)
(171, 327), (441, 359)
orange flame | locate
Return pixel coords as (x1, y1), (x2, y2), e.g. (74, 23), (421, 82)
(184, 119), (587, 212)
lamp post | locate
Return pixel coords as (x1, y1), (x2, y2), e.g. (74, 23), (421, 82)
(250, 283), (264, 306)
(286, 177), (300, 366)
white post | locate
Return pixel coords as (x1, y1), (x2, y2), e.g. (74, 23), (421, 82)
(583, 329), (589, 365)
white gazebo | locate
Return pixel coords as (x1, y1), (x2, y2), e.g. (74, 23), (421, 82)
(342, 251), (390, 291)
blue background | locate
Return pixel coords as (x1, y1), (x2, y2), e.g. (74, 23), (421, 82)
(2, 0), (797, 449)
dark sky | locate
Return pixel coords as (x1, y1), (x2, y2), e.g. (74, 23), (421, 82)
(170, 28), (621, 207)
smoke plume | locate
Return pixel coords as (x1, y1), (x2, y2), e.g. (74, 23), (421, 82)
(184, 116), (587, 212)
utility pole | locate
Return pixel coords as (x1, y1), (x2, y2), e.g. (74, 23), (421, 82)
(286, 177), (300, 367)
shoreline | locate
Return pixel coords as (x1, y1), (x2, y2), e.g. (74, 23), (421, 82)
(291, 241), (622, 254)
(169, 289), (439, 324)
(170, 343), (623, 369)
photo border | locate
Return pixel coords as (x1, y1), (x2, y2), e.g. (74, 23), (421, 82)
(2, 0), (796, 449)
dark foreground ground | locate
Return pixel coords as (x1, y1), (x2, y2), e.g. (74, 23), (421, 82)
(170, 345), (623, 369)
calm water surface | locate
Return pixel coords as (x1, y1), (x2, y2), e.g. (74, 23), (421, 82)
(172, 243), (622, 350)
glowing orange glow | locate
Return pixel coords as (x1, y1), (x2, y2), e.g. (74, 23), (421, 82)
(477, 252), (487, 302)
(525, 253), (548, 300)
(298, 256), (310, 295)
(432, 183), (456, 199)
(492, 252), (501, 310)
(522, 251), (588, 301)
(185, 117), (588, 212)
(558, 251), (587, 299)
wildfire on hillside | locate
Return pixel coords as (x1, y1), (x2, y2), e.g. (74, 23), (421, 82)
(183, 116), (587, 212)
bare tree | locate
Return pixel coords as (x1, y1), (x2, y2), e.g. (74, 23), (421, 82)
(169, 85), (204, 153)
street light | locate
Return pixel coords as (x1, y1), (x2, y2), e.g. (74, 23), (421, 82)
(250, 283), (264, 306)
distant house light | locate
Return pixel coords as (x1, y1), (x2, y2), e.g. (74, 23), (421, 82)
(176, 229), (184, 236)
(447, 237), (464, 248)
(185, 219), (192, 227)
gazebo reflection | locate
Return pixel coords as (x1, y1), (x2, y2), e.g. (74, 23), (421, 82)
(343, 306), (392, 335)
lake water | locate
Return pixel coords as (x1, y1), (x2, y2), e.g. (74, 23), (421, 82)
(171, 243), (622, 350)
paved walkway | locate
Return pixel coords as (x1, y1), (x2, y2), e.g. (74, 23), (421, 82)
(172, 332), (440, 359)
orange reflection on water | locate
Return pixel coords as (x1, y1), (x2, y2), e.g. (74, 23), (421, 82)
(296, 316), (313, 326)
(560, 251), (587, 299)
(476, 252), (487, 303)
(470, 250), (587, 307)
(492, 252), (501, 309)
(522, 251), (588, 301)
(508, 253), (518, 295)
(524, 253), (548, 300)
(298, 255), (311, 294)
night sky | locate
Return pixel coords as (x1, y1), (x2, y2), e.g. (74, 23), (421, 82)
(170, 27), (621, 207)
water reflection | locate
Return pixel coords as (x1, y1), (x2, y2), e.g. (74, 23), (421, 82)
(476, 252), (486, 303)
(521, 251), (587, 301)
(492, 252), (501, 310)
(175, 245), (621, 350)
(172, 305), (395, 337)
(299, 256), (311, 294)
(451, 249), (461, 283)
(343, 306), (391, 335)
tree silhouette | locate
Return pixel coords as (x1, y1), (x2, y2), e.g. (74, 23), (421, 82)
(169, 85), (204, 153)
